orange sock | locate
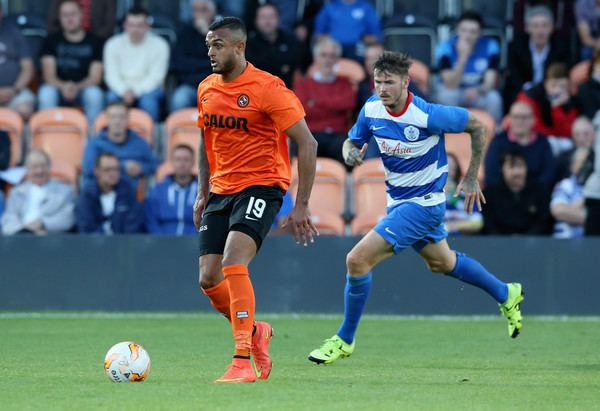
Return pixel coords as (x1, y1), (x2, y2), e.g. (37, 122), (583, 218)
(201, 280), (231, 321)
(223, 264), (255, 358)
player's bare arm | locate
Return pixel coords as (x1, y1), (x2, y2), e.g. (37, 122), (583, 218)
(342, 139), (368, 167)
(456, 112), (487, 214)
(193, 130), (210, 230)
(283, 118), (319, 246)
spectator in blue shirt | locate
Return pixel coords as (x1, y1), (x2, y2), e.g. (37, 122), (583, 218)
(77, 152), (144, 234)
(435, 11), (503, 122)
(313, 0), (382, 62)
(145, 144), (197, 235)
(82, 100), (157, 190)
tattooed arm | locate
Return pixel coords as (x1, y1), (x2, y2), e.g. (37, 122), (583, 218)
(342, 139), (368, 166)
(455, 112), (487, 214)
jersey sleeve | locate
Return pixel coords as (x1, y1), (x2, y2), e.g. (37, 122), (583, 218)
(348, 105), (371, 146)
(262, 79), (305, 132)
(427, 104), (469, 135)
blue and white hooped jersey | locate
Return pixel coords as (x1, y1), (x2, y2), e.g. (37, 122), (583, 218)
(349, 92), (469, 209)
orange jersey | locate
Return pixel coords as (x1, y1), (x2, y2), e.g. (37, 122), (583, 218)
(197, 63), (305, 195)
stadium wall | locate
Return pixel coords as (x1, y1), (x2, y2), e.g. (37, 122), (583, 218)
(0, 236), (598, 315)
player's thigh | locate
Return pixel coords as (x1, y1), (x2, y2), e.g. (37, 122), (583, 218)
(227, 185), (283, 257)
(221, 230), (257, 267)
(346, 229), (394, 275)
(198, 254), (223, 289)
(418, 239), (456, 273)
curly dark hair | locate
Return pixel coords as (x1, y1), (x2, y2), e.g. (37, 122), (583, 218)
(373, 51), (412, 77)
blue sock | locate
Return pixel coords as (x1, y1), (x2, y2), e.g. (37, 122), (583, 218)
(446, 252), (508, 303)
(337, 272), (373, 344)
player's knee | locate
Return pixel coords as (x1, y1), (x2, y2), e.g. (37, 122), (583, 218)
(346, 250), (371, 276)
(426, 258), (454, 274)
(199, 264), (222, 289)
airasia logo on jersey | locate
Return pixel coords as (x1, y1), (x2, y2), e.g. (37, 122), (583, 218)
(378, 140), (412, 156)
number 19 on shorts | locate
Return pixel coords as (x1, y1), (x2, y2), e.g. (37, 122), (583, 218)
(245, 196), (266, 220)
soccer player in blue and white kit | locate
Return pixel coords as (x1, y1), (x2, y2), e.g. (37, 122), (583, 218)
(308, 52), (524, 365)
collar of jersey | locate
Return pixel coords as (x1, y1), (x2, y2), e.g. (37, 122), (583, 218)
(385, 91), (413, 117)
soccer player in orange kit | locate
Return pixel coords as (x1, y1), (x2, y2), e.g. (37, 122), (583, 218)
(193, 17), (319, 383)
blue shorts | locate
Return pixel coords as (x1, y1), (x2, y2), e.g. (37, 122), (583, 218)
(374, 202), (447, 254)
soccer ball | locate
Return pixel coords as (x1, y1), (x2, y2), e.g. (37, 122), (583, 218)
(103, 341), (151, 383)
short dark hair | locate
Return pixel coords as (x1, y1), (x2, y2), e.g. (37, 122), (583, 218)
(127, 5), (149, 18)
(501, 148), (527, 167)
(172, 144), (195, 157)
(58, 0), (81, 10)
(105, 100), (128, 111)
(208, 16), (246, 35)
(546, 62), (569, 80)
(457, 11), (483, 28)
(373, 51), (412, 77)
(95, 152), (119, 168)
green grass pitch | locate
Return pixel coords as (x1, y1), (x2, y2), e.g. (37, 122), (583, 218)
(1, 313), (599, 410)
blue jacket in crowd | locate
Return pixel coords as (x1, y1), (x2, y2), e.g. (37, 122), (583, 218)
(77, 180), (145, 234)
(144, 175), (197, 235)
(82, 129), (158, 189)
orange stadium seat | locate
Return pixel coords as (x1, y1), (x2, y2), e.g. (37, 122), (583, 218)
(94, 108), (154, 145)
(310, 211), (346, 236)
(289, 157), (348, 235)
(570, 60), (590, 95)
(30, 108), (88, 170)
(408, 58), (430, 95)
(444, 109), (494, 182)
(0, 108), (24, 166)
(165, 108), (200, 162)
(351, 159), (387, 235)
(50, 160), (78, 187)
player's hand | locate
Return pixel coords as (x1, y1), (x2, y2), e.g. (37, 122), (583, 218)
(455, 177), (486, 214)
(282, 203), (319, 246)
(344, 143), (368, 167)
(193, 192), (207, 230)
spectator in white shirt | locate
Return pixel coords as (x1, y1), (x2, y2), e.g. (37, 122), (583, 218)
(103, 5), (169, 121)
(1, 149), (75, 235)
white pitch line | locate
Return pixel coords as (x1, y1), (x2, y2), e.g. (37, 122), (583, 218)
(0, 312), (600, 322)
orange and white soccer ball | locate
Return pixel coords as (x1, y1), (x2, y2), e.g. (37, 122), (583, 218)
(103, 341), (151, 383)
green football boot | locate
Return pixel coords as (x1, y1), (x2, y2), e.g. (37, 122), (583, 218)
(499, 283), (524, 338)
(308, 335), (355, 365)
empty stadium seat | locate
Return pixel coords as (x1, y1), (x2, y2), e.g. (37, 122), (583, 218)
(50, 160), (78, 187)
(290, 157), (348, 222)
(30, 108), (88, 170)
(165, 109), (200, 161)
(384, 14), (437, 67)
(570, 60), (590, 95)
(94, 108), (154, 144)
(351, 158), (387, 235)
(0, 108), (24, 166)
(309, 211), (346, 236)
(386, 0), (444, 22)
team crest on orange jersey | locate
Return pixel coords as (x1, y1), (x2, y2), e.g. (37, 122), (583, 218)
(237, 94), (249, 107)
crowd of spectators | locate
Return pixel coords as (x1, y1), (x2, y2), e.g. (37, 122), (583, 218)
(0, 0), (600, 238)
